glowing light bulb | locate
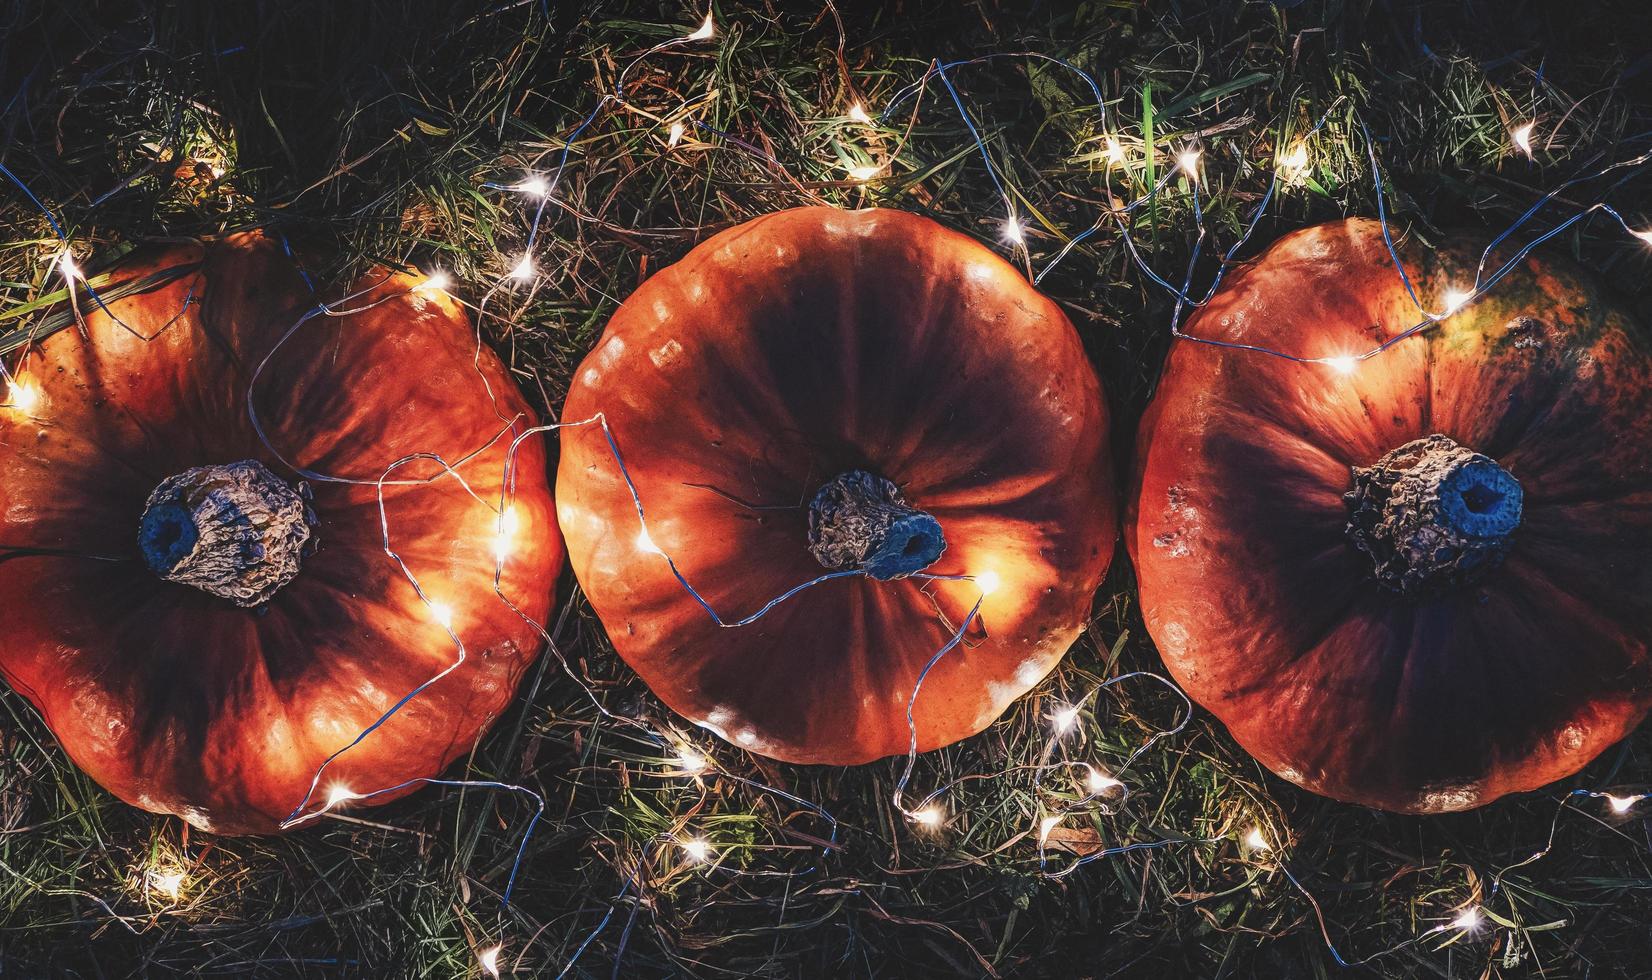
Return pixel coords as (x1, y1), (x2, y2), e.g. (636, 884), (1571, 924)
(516, 175), (549, 197)
(478, 944), (503, 978)
(681, 838), (712, 862)
(686, 12), (714, 40)
(1051, 705), (1080, 734)
(429, 602), (454, 629)
(636, 527), (663, 555)
(1085, 766), (1122, 795)
(911, 806), (943, 828)
(1176, 148), (1202, 181)
(848, 102), (873, 125)
(1449, 908), (1481, 931)
(1512, 122), (1535, 157)
(1243, 826), (1271, 851)
(1038, 815), (1063, 842)
(326, 785), (357, 808)
(667, 121), (686, 148)
(57, 250), (81, 281)
(1104, 136), (1125, 164)
(510, 254), (535, 282)
(1324, 356), (1359, 376)
(7, 378), (41, 415)
(1278, 142), (1309, 176)
(974, 569), (1000, 595)
(417, 272), (450, 294)
(1633, 229), (1652, 246)
(847, 164), (882, 182)
(1002, 218), (1025, 245)
(494, 505), (521, 563)
(1442, 288), (1473, 316)
(147, 867), (186, 900)
(1607, 793), (1638, 814)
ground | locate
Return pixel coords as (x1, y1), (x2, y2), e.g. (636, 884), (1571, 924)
(3, 0), (1652, 976)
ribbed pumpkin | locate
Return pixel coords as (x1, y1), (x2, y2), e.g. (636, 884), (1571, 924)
(0, 234), (561, 834)
(557, 207), (1114, 765)
(1129, 218), (1652, 813)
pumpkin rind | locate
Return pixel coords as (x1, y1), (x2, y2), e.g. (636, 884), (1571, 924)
(1128, 218), (1652, 813)
(557, 206), (1115, 765)
(0, 234), (562, 834)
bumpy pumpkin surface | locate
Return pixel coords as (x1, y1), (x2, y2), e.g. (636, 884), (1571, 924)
(557, 207), (1114, 765)
(1129, 218), (1652, 813)
(0, 234), (562, 834)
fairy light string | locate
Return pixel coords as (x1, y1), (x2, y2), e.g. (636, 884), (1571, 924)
(2, 10), (1651, 974)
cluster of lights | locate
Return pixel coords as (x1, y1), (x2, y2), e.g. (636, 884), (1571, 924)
(5, 15), (1650, 976)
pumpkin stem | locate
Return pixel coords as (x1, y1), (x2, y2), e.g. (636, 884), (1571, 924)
(138, 460), (317, 607)
(1345, 434), (1522, 598)
(807, 470), (946, 580)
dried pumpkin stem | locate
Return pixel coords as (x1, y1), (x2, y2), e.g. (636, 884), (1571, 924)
(1345, 434), (1523, 598)
(138, 460), (316, 607)
(807, 470), (946, 580)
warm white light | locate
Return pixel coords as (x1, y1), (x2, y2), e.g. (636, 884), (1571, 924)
(1051, 705), (1080, 734)
(326, 785), (357, 808)
(974, 569), (1000, 595)
(1607, 793), (1639, 814)
(1325, 355), (1359, 376)
(478, 944), (503, 978)
(429, 602), (454, 629)
(1085, 766), (1122, 795)
(847, 164), (882, 182)
(417, 272), (450, 294)
(1243, 826), (1270, 851)
(636, 527), (663, 555)
(1104, 136), (1125, 164)
(911, 806), (943, 828)
(6, 379), (41, 415)
(1633, 229), (1652, 246)
(510, 254), (535, 281)
(516, 175), (549, 197)
(1512, 122), (1535, 157)
(677, 748), (707, 774)
(57, 250), (81, 281)
(1176, 148), (1202, 181)
(848, 102), (873, 125)
(1002, 218), (1025, 245)
(1442, 288), (1473, 315)
(1038, 815), (1063, 842)
(667, 121), (686, 148)
(686, 12), (714, 40)
(681, 838), (712, 862)
(494, 505), (521, 563)
(147, 867), (186, 900)
(1449, 908), (1481, 931)
(1278, 142), (1309, 176)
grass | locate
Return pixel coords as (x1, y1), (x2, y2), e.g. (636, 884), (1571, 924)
(4, 0), (1652, 975)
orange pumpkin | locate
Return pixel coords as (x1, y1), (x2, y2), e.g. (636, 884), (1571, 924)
(1129, 218), (1652, 812)
(0, 234), (562, 834)
(557, 207), (1114, 765)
